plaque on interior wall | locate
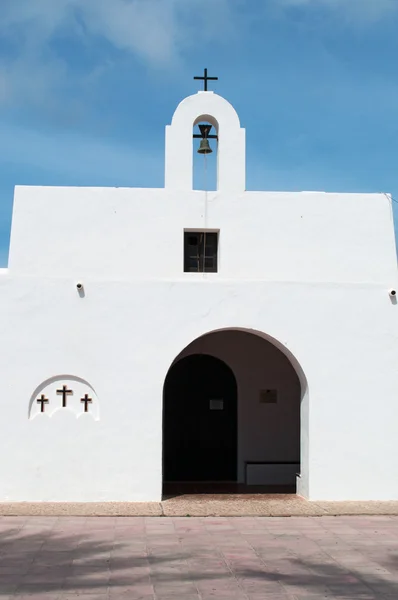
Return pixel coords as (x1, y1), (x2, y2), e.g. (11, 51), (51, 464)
(209, 399), (224, 410)
(260, 389), (278, 404)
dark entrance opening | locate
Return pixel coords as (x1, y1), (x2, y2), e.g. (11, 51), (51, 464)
(163, 354), (237, 484)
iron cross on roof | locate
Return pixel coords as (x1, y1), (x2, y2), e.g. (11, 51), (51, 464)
(194, 68), (218, 92)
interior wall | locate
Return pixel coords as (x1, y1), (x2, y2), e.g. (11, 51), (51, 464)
(175, 330), (301, 482)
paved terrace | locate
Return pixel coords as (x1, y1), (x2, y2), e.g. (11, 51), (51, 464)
(0, 515), (398, 599)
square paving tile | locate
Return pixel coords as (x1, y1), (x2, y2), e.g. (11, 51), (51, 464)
(0, 515), (398, 599)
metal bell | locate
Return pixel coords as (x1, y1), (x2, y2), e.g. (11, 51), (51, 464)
(197, 138), (212, 154)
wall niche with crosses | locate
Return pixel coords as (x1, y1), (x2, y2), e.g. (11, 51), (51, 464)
(28, 375), (99, 420)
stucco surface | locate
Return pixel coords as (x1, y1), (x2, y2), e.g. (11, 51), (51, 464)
(0, 91), (397, 503)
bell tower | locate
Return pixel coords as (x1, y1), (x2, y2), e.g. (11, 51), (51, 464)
(165, 71), (246, 193)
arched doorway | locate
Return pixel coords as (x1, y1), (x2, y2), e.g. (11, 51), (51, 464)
(163, 354), (237, 482)
(162, 329), (306, 495)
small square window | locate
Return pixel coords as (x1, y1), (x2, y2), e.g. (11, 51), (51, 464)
(184, 231), (218, 273)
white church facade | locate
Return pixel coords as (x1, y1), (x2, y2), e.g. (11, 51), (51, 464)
(0, 87), (397, 502)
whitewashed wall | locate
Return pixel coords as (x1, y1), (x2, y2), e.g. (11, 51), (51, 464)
(0, 91), (397, 502)
(8, 186), (397, 285)
(0, 276), (397, 501)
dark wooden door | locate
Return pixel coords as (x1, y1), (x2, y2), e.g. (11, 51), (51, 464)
(163, 354), (237, 482)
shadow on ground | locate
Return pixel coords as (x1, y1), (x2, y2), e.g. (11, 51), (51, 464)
(0, 521), (397, 598)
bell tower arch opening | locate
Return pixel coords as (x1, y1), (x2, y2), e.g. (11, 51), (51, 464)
(193, 115), (218, 191)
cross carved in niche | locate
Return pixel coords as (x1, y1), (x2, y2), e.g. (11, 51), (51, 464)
(37, 394), (49, 413)
(56, 385), (73, 408)
(81, 394), (92, 413)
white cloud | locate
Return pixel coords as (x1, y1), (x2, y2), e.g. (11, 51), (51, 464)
(1, 0), (395, 111)
(0, 0), (236, 106)
(0, 0), (235, 63)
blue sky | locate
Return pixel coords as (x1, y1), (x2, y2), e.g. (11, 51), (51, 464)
(1, 0), (398, 266)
